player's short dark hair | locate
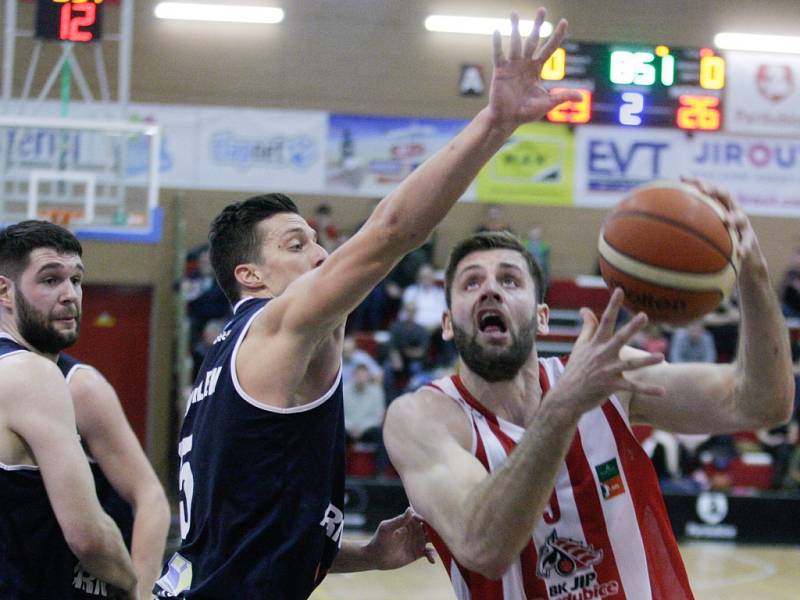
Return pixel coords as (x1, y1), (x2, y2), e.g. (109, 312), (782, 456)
(209, 193), (299, 303)
(0, 220), (82, 281)
(444, 230), (546, 306)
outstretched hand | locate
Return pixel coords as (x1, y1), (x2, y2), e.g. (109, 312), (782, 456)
(488, 8), (583, 127)
(365, 507), (436, 570)
(547, 289), (665, 415)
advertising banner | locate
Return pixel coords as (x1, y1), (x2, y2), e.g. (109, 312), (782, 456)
(325, 114), (468, 197)
(724, 50), (800, 136)
(475, 122), (574, 205)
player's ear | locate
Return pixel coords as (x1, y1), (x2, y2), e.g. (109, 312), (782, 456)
(536, 302), (550, 336)
(442, 309), (454, 341)
(0, 276), (13, 309)
(234, 263), (266, 294)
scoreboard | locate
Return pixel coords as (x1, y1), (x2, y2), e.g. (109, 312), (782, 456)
(542, 41), (725, 131)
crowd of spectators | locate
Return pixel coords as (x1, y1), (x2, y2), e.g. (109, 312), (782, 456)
(179, 206), (800, 491)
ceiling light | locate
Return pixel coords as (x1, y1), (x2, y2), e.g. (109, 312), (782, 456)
(425, 15), (553, 38)
(714, 32), (800, 54)
(154, 3), (284, 24)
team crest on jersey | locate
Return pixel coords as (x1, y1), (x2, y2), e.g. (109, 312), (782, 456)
(536, 530), (603, 578)
(594, 458), (626, 500)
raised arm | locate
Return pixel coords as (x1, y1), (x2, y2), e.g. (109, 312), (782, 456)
(385, 293), (663, 578)
(627, 179), (795, 433)
(1, 355), (138, 598)
(70, 367), (170, 600)
(276, 10), (582, 335)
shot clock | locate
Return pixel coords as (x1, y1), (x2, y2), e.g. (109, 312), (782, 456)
(542, 41), (725, 131)
(36, 0), (104, 43)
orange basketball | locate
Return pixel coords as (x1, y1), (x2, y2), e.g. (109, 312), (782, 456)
(597, 181), (739, 325)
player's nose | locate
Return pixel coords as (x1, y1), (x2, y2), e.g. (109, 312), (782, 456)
(314, 243), (328, 268)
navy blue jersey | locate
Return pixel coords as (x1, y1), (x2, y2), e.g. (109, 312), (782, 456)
(156, 298), (346, 600)
(0, 336), (79, 599)
(58, 354), (135, 598)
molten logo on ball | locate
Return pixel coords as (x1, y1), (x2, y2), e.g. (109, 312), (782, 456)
(609, 279), (688, 315)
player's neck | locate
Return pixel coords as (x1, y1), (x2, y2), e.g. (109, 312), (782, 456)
(0, 320), (58, 362)
(458, 352), (542, 427)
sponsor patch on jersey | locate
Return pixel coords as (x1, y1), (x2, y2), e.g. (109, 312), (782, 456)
(155, 552), (193, 596)
(595, 457), (625, 500)
(537, 530), (603, 578)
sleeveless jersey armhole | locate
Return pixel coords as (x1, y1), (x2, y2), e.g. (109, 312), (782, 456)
(230, 304), (343, 414)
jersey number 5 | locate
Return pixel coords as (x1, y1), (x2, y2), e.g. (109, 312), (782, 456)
(178, 435), (194, 539)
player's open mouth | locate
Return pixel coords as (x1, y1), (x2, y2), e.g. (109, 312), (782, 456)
(477, 310), (507, 334)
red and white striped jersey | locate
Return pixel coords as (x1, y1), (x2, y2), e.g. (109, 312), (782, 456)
(423, 356), (693, 600)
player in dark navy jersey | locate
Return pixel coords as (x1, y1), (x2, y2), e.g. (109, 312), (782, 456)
(0, 220), (138, 599)
(57, 353), (170, 599)
(156, 8), (581, 599)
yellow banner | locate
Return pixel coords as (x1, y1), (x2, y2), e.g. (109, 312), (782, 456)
(476, 122), (574, 205)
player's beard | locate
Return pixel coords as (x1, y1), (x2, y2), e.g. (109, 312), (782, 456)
(452, 313), (537, 382)
(15, 287), (80, 354)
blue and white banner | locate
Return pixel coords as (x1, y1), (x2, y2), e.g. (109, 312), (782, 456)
(573, 126), (684, 207)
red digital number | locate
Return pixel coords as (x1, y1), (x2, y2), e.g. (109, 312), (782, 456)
(59, 2), (96, 43)
(676, 95), (721, 131)
(546, 89), (592, 124)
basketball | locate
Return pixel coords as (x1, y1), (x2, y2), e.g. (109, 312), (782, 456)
(597, 181), (739, 325)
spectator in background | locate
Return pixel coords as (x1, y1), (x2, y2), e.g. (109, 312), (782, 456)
(342, 334), (382, 384)
(669, 321), (717, 364)
(401, 264), (447, 332)
(525, 224), (550, 284)
(344, 364), (389, 473)
(401, 264), (455, 367)
(182, 245), (231, 355)
(475, 203), (513, 234)
(308, 203), (341, 253)
(384, 300), (430, 402)
(761, 340), (800, 489)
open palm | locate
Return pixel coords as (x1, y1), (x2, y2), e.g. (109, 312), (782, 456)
(488, 9), (582, 126)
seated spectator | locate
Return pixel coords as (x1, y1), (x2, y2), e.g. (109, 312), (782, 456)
(779, 248), (800, 318)
(308, 203), (341, 253)
(343, 364), (389, 474)
(383, 301), (430, 402)
(342, 335), (382, 385)
(401, 264), (456, 366)
(669, 321), (717, 364)
(475, 203), (513, 234)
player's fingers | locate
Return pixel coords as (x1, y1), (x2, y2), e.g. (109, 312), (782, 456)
(523, 8), (545, 59)
(536, 18), (568, 64)
(493, 30), (505, 66)
(605, 353), (664, 375)
(607, 311), (648, 352)
(576, 308), (599, 344)
(595, 288), (625, 340)
(548, 89), (583, 106)
(508, 12), (522, 60)
(424, 545), (436, 564)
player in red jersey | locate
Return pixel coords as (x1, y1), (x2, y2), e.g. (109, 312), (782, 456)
(384, 181), (794, 600)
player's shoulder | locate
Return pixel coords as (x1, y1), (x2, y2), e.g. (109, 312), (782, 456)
(386, 381), (470, 437)
(0, 353), (69, 409)
(0, 350), (60, 381)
